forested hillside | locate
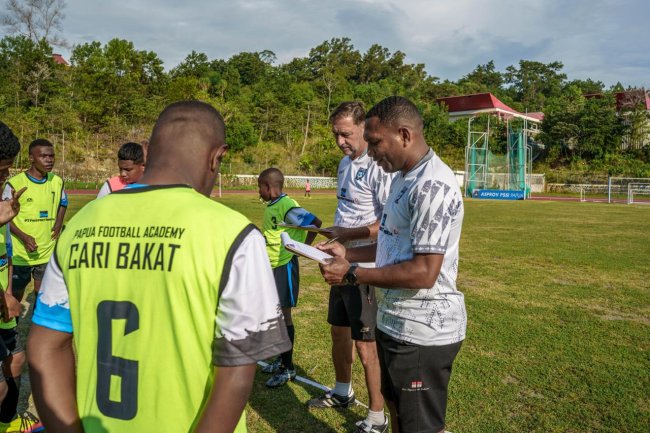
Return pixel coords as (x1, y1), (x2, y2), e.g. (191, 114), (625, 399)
(1, 35), (648, 180)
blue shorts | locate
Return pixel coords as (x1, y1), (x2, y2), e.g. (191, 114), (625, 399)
(272, 255), (300, 308)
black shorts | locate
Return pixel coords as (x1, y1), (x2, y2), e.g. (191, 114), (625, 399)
(327, 284), (377, 341)
(272, 255), (300, 308)
(0, 328), (23, 382)
(12, 263), (47, 300)
(377, 329), (462, 433)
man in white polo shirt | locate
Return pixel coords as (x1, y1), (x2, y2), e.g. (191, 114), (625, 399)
(319, 96), (466, 433)
(307, 102), (392, 433)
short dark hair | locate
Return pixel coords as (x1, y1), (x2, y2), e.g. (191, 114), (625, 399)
(366, 96), (423, 128)
(29, 138), (53, 153)
(0, 121), (20, 160)
(118, 142), (145, 164)
(258, 167), (284, 188)
(329, 101), (366, 125)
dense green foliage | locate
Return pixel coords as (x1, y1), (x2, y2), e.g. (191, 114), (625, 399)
(0, 35), (648, 177)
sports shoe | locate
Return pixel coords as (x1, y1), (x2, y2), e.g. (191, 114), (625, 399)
(355, 416), (389, 433)
(307, 390), (356, 408)
(265, 368), (296, 388)
(261, 357), (282, 374)
(19, 411), (44, 433)
(0, 411), (45, 433)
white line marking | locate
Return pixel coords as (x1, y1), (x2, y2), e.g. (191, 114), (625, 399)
(257, 361), (368, 409)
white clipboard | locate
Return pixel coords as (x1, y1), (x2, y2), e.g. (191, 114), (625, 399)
(280, 232), (333, 264)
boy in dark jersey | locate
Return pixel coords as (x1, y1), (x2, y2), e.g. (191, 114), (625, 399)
(258, 168), (322, 388)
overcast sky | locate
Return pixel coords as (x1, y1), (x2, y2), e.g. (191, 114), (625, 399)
(56, 0), (649, 88)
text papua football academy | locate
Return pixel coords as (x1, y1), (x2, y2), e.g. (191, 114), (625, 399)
(66, 225), (186, 271)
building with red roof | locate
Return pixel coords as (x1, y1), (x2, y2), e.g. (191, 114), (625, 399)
(437, 92), (544, 128)
(52, 54), (69, 66)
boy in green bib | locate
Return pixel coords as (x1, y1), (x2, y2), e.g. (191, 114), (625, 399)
(3, 139), (67, 303)
(258, 168), (322, 388)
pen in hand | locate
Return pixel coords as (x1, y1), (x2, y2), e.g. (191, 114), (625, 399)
(325, 236), (339, 244)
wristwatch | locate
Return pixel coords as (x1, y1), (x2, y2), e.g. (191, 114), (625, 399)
(345, 263), (359, 285)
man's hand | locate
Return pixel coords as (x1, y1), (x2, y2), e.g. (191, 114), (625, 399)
(319, 256), (351, 286)
(51, 225), (63, 240)
(0, 187), (26, 226)
(21, 234), (38, 253)
(322, 226), (352, 243)
(315, 240), (346, 258)
(0, 292), (20, 322)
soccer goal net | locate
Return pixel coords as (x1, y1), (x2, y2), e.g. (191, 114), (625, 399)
(608, 177), (650, 203)
(627, 183), (650, 205)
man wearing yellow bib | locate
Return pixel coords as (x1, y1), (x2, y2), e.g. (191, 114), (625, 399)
(27, 101), (291, 433)
(3, 139), (68, 303)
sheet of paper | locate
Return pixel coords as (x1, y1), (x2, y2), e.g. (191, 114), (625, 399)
(277, 223), (333, 234)
(281, 232), (333, 264)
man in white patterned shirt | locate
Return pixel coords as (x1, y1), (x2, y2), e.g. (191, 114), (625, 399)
(319, 96), (466, 433)
(308, 102), (392, 433)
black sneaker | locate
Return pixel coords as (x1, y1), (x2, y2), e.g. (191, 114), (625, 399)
(265, 368), (296, 388)
(261, 357), (282, 374)
(307, 391), (356, 408)
(355, 416), (388, 433)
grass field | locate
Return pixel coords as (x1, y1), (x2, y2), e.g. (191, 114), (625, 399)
(53, 193), (650, 432)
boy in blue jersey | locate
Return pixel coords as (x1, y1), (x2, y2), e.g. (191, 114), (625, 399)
(258, 168), (322, 388)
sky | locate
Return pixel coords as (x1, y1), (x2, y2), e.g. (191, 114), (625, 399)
(54, 0), (650, 88)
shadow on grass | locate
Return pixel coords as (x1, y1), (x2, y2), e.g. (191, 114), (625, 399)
(248, 364), (362, 433)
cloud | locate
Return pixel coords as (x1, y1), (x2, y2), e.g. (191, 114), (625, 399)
(58, 0), (649, 87)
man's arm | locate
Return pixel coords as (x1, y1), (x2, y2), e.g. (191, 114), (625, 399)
(304, 216), (322, 245)
(320, 253), (443, 290)
(317, 241), (377, 265)
(323, 220), (380, 243)
(27, 325), (83, 433)
(194, 364), (256, 433)
(51, 204), (67, 240)
(2, 257), (21, 320)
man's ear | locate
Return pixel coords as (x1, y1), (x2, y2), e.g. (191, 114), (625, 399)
(398, 126), (412, 148)
(210, 145), (228, 172)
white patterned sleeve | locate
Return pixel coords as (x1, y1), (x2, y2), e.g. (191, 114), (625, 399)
(409, 179), (461, 254)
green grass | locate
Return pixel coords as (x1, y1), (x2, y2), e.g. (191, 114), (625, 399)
(60, 194), (650, 432)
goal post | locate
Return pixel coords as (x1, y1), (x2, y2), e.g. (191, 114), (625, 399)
(608, 177), (650, 203)
(627, 183), (650, 205)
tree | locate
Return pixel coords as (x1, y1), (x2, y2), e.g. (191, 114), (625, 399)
(227, 51), (274, 86)
(170, 51), (210, 79)
(504, 60), (567, 110)
(1, 0), (67, 47)
(618, 88), (650, 150)
(458, 60), (503, 92)
(0, 35), (54, 108)
(308, 38), (361, 115)
(540, 88), (623, 162)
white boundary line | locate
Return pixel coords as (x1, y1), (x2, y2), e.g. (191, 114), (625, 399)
(257, 361), (368, 409)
